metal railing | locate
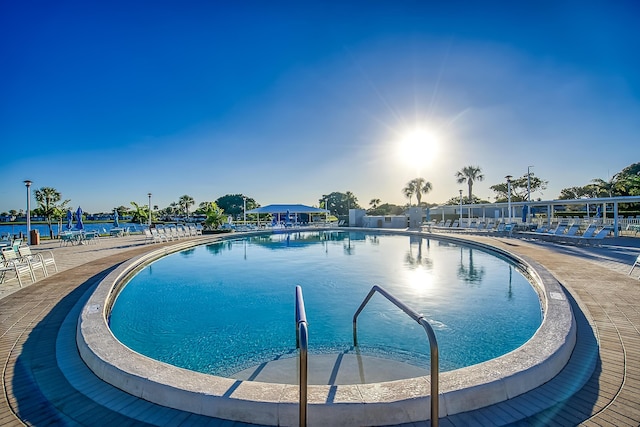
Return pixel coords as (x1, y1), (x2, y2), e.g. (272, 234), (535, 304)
(353, 285), (439, 427)
(295, 285), (308, 427)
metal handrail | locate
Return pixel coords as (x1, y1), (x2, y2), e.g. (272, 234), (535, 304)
(295, 285), (308, 427)
(353, 285), (439, 427)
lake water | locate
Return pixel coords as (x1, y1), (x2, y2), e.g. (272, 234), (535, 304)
(0, 222), (138, 238)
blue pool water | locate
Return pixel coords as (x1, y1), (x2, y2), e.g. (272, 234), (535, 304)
(109, 231), (542, 376)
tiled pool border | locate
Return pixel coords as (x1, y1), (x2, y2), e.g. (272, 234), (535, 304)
(77, 229), (576, 425)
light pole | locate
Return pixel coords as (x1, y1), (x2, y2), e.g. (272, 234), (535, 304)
(459, 189), (463, 226)
(527, 166), (533, 223)
(243, 196), (247, 225)
(24, 180), (32, 244)
(527, 166), (533, 203)
(325, 198), (329, 225)
(148, 193), (152, 228)
(505, 175), (513, 224)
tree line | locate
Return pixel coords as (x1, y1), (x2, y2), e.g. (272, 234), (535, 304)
(5, 162), (639, 237)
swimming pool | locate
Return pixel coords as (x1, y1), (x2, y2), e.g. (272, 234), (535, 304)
(109, 231), (541, 377)
(78, 229), (575, 425)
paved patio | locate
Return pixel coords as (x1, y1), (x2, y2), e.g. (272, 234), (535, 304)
(1, 231), (639, 426)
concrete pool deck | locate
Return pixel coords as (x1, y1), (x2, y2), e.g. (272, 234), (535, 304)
(1, 230), (639, 426)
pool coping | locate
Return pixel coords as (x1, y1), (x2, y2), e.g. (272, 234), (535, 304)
(77, 229), (576, 426)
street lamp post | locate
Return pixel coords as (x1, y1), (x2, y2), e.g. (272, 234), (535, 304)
(243, 196), (247, 225)
(505, 175), (513, 224)
(527, 166), (533, 223)
(459, 189), (463, 226)
(24, 180), (32, 244)
(325, 198), (329, 225)
(148, 193), (152, 228)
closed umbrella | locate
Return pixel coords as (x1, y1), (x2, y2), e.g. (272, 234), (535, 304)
(522, 205), (529, 223)
(113, 210), (120, 228)
(66, 209), (73, 230)
(76, 206), (84, 230)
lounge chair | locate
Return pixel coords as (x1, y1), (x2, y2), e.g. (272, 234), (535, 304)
(484, 222), (497, 231)
(143, 229), (158, 244)
(548, 221), (570, 236)
(629, 254), (640, 277)
(579, 224), (598, 239)
(578, 225), (613, 246)
(564, 223), (581, 237)
(534, 224), (550, 233)
(500, 223), (516, 236)
(151, 228), (169, 243)
(1, 246), (35, 287)
(626, 224), (640, 236)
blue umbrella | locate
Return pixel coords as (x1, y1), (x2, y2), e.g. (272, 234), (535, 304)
(522, 205), (529, 223)
(76, 206), (84, 230)
(596, 206), (602, 218)
(425, 207), (431, 221)
(113, 210), (120, 228)
(66, 209), (73, 230)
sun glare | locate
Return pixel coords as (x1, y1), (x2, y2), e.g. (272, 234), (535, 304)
(397, 129), (439, 171)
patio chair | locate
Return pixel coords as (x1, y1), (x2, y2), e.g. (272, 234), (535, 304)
(60, 232), (77, 246)
(17, 245), (48, 279)
(37, 248), (58, 275)
(1, 246), (35, 287)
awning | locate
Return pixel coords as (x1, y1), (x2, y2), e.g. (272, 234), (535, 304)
(245, 204), (329, 215)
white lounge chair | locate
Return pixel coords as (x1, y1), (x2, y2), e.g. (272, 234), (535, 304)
(151, 228), (169, 243)
(578, 225), (613, 246)
(629, 254), (640, 277)
(548, 222), (570, 236)
(143, 229), (159, 244)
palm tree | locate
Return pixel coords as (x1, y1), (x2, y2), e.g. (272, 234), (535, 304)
(412, 178), (432, 206)
(34, 187), (70, 238)
(369, 198), (381, 209)
(402, 182), (415, 206)
(201, 201), (226, 230)
(591, 177), (617, 198)
(129, 201), (150, 225)
(344, 191), (358, 211)
(456, 166), (484, 202)
(403, 178), (432, 206)
(178, 195), (195, 219)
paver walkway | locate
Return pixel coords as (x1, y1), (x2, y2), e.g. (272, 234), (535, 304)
(1, 232), (639, 426)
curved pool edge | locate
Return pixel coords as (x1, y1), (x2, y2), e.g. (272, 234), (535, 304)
(77, 228), (576, 426)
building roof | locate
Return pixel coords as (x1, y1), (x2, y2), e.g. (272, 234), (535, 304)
(245, 204), (328, 214)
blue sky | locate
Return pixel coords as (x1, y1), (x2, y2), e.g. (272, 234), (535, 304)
(1, 1), (639, 213)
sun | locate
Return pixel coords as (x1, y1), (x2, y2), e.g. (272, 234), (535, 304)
(396, 128), (439, 171)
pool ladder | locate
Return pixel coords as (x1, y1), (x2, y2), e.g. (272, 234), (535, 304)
(295, 285), (308, 427)
(295, 284), (440, 427)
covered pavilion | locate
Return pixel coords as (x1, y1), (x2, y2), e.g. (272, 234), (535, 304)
(430, 195), (640, 237)
(245, 204), (329, 226)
